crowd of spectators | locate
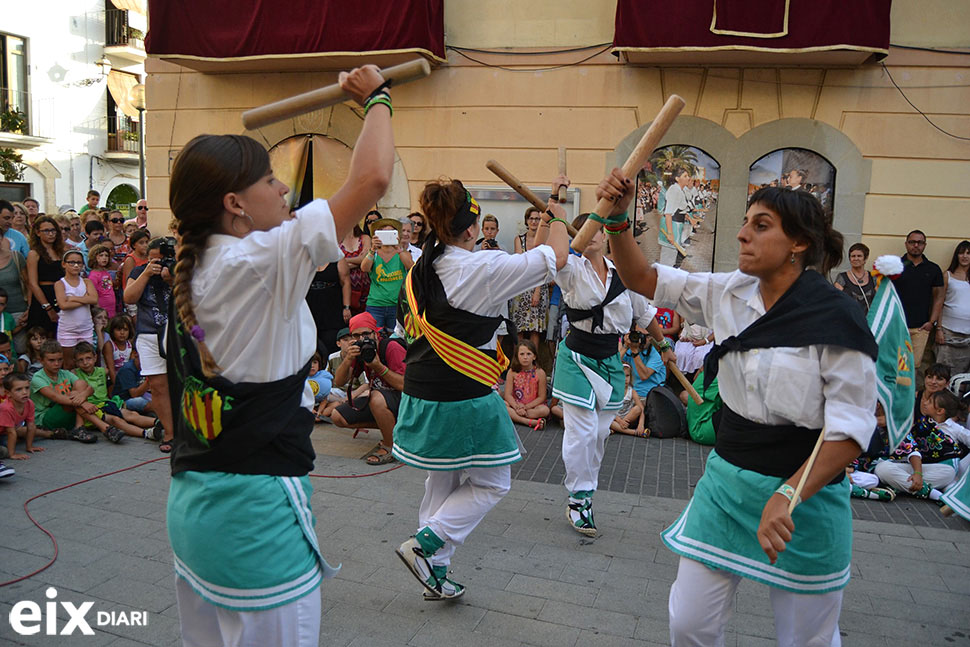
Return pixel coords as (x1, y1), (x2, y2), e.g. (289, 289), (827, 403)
(0, 193), (169, 479)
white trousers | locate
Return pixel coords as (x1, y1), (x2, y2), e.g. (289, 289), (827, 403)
(660, 245), (678, 267)
(669, 557), (843, 647)
(419, 465), (511, 567)
(176, 577), (321, 647)
(561, 401), (615, 494)
(848, 470), (879, 489)
(873, 460), (956, 492)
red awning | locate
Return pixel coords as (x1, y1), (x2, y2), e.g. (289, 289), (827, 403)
(145, 0), (445, 72)
(613, 0), (890, 66)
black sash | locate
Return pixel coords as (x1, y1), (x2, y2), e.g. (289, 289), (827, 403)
(166, 312), (315, 477)
(703, 270), (878, 390)
(563, 270), (626, 334)
(670, 209), (687, 223)
(400, 258), (510, 402)
(564, 328), (620, 360)
(716, 406), (844, 484)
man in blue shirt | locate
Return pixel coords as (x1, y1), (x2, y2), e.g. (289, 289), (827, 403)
(0, 201), (29, 258)
(622, 330), (666, 398)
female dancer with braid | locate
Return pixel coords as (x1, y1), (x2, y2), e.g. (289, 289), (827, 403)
(164, 65), (393, 646)
(393, 178), (569, 599)
(602, 171), (877, 646)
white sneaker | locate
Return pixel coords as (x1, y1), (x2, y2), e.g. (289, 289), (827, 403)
(395, 537), (439, 597)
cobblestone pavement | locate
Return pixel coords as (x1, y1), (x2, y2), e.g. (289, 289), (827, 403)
(1, 428), (968, 646)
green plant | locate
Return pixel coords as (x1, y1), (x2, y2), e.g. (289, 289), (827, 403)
(129, 28), (145, 41)
(0, 148), (25, 181)
(0, 109), (27, 135)
(123, 129), (139, 142)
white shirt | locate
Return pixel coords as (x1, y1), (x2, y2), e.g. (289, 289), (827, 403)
(555, 254), (656, 335)
(433, 244), (557, 350)
(191, 199), (342, 409)
(664, 184), (688, 215)
(941, 272), (970, 334)
(408, 243), (422, 261)
(653, 263), (877, 448)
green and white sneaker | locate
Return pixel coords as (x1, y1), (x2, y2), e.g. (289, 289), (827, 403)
(422, 565), (465, 601)
(567, 496), (596, 537)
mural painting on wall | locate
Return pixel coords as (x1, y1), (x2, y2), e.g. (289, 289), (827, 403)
(633, 145), (720, 272)
(748, 148), (835, 219)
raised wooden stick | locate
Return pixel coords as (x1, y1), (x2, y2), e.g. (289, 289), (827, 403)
(242, 58), (431, 130)
(649, 338), (702, 404)
(660, 224), (689, 256)
(789, 429), (826, 514)
(557, 147), (568, 202)
(571, 95), (686, 252)
(485, 160), (578, 236)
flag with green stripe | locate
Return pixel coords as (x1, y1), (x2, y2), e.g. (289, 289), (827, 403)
(866, 273), (915, 449)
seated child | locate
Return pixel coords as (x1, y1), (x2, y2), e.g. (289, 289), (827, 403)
(2, 372), (48, 459)
(18, 327), (48, 380)
(102, 315), (134, 384)
(73, 341), (161, 440)
(611, 363), (646, 437)
(847, 403), (896, 501)
(306, 352), (334, 420)
(111, 348), (152, 414)
(503, 340), (550, 429)
(875, 389), (963, 501)
(29, 340), (122, 443)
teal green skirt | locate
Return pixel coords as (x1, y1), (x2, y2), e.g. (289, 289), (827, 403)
(551, 340), (625, 411)
(392, 391), (521, 470)
(662, 451), (853, 594)
(941, 462), (970, 522)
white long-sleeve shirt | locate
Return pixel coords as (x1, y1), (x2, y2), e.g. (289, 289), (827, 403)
(555, 254), (656, 335)
(652, 263), (877, 449)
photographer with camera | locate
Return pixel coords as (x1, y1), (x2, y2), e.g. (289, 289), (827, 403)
(123, 236), (176, 453)
(330, 311), (406, 464)
(360, 218), (413, 331)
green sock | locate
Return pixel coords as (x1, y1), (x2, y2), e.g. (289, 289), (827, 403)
(415, 526), (444, 555)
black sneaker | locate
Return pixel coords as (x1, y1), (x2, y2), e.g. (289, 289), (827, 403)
(0, 461), (14, 478)
(104, 426), (125, 444)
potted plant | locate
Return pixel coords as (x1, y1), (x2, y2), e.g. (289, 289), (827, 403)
(0, 109), (27, 135)
(0, 148), (26, 181)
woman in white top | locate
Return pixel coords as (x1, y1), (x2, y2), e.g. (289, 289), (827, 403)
(393, 178), (569, 600)
(164, 65), (393, 647)
(603, 171), (877, 647)
(935, 240), (970, 375)
(659, 168), (690, 267)
(548, 202), (665, 536)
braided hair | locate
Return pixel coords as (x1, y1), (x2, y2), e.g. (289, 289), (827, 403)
(169, 134), (271, 376)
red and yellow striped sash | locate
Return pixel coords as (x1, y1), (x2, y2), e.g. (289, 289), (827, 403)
(404, 270), (508, 388)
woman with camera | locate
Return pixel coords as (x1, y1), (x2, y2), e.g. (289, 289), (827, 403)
(360, 217), (413, 331)
(392, 178), (569, 601)
(162, 66), (393, 645)
(123, 237), (175, 453)
(603, 170), (877, 646)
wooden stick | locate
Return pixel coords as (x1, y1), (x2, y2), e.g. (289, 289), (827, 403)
(789, 429), (826, 514)
(485, 159), (579, 236)
(649, 337), (702, 404)
(242, 58), (431, 130)
(557, 147), (568, 202)
(659, 225), (689, 257)
(571, 95), (686, 252)
(941, 504), (954, 517)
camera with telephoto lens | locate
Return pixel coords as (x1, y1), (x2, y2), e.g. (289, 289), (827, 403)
(483, 238), (500, 249)
(354, 337), (378, 363)
(158, 237), (178, 274)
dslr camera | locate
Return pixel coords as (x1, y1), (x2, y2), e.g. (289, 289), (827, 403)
(158, 237), (178, 274)
(627, 330), (646, 346)
(483, 238), (500, 250)
(354, 337), (378, 363)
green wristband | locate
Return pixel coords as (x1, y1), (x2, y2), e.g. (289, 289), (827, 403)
(547, 218), (569, 227)
(588, 211), (628, 226)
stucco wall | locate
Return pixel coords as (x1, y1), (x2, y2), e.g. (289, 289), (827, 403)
(144, 0), (970, 264)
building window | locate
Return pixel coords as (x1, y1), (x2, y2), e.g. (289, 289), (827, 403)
(748, 148), (835, 216)
(0, 181), (31, 203)
(635, 145), (721, 272)
(0, 32), (29, 135)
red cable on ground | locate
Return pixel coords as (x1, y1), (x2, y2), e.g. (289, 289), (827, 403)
(0, 457), (405, 588)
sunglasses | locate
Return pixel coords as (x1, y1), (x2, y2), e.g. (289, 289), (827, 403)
(137, 206), (148, 211)
(109, 217), (125, 223)
(410, 221), (423, 228)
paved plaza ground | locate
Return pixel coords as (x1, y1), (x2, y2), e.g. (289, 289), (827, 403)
(1, 421), (969, 646)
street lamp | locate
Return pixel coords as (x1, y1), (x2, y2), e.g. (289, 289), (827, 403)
(129, 83), (146, 199)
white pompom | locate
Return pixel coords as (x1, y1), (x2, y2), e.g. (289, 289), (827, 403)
(873, 255), (904, 277)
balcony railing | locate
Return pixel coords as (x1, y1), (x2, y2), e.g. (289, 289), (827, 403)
(105, 9), (145, 49)
(0, 88), (29, 136)
(106, 115), (140, 153)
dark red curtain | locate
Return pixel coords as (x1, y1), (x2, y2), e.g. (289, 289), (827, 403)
(146, 0), (445, 61)
(614, 0), (889, 54)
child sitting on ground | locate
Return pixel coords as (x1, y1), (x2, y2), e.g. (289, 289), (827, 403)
(30, 340), (122, 443)
(611, 364), (646, 437)
(18, 327), (48, 379)
(504, 340), (550, 429)
(111, 348), (152, 415)
(73, 341), (161, 441)
(847, 403), (896, 501)
(306, 352), (334, 420)
(102, 315), (134, 384)
(1, 372), (55, 459)
(0, 288), (25, 348)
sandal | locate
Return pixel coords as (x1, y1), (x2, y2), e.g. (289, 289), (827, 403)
(159, 439), (174, 453)
(365, 445), (396, 465)
(68, 427), (98, 444)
